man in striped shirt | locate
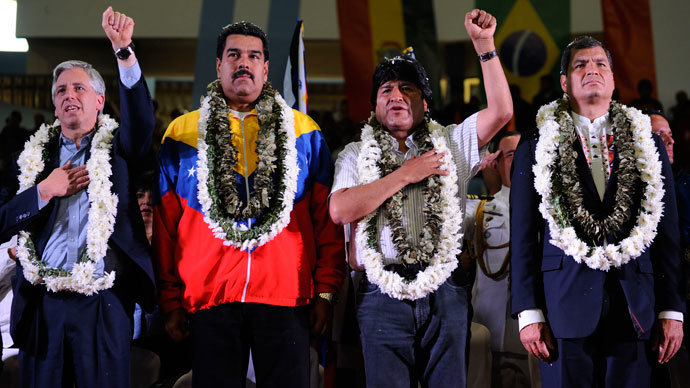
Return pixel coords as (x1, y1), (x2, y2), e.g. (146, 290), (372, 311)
(329, 9), (512, 388)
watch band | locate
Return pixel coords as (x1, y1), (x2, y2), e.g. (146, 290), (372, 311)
(478, 49), (499, 62)
(115, 42), (135, 60)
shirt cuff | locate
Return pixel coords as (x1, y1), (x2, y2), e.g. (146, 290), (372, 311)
(518, 308), (546, 331)
(36, 186), (48, 210)
(659, 310), (684, 322)
(119, 60), (142, 89)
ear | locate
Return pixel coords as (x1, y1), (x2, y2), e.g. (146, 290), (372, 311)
(560, 74), (568, 93)
(423, 99), (428, 112)
(96, 94), (105, 112)
(262, 60), (269, 83)
(216, 57), (222, 78)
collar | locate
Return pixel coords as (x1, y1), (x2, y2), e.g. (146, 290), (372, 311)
(228, 108), (257, 119)
(59, 130), (96, 148)
(494, 185), (510, 205)
(571, 111), (611, 138)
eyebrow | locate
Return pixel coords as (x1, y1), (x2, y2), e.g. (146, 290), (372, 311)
(55, 81), (86, 90)
(573, 56), (607, 65)
(226, 48), (263, 56)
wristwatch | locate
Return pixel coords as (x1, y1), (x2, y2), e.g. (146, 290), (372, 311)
(115, 42), (135, 60)
(317, 292), (335, 304)
(478, 49), (499, 62)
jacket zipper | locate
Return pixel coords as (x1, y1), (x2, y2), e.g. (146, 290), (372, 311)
(239, 114), (252, 302)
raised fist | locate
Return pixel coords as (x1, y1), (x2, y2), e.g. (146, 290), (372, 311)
(102, 6), (134, 51)
(464, 9), (497, 41)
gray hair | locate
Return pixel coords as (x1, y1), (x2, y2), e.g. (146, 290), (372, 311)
(51, 60), (106, 105)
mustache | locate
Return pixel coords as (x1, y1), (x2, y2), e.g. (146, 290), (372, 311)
(233, 69), (255, 80)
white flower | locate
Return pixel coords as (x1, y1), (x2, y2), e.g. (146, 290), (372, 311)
(533, 101), (664, 271)
(354, 120), (462, 300)
(195, 91), (299, 249)
(16, 115), (118, 294)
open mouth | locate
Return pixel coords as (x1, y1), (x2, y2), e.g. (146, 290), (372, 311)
(388, 103), (407, 112)
(64, 105), (80, 113)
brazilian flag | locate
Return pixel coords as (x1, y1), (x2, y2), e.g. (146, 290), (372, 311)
(477, 0), (570, 102)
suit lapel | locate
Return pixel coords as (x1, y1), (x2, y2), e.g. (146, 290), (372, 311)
(36, 133), (62, 255)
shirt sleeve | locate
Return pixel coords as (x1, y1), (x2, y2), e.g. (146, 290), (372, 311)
(659, 311), (684, 322)
(36, 186), (48, 210)
(518, 308), (546, 331)
(449, 112), (487, 182)
(331, 142), (361, 194)
(118, 60), (142, 89)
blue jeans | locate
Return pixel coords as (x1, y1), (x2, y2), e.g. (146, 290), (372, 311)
(356, 272), (472, 388)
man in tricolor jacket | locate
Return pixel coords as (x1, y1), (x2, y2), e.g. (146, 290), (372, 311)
(510, 36), (685, 388)
(154, 21), (345, 387)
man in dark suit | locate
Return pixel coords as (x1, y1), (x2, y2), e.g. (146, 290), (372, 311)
(0, 7), (155, 387)
(510, 36), (685, 387)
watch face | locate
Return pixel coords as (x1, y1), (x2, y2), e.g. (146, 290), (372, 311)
(116, 47), (132, 60)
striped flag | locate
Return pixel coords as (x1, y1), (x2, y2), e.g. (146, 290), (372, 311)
(283, 20), (308, 113)
(601, 0), (657, 104)
(336, 0), (439, 122)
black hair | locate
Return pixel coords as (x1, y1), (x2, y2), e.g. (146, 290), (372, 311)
(134, 169), (157, 193)
(560, 36), (613, 75)
(370, 54), (432, 108)
(216, 21), (269, 61)
(641, 108), (667, 120)
(489, 129), (521, 153)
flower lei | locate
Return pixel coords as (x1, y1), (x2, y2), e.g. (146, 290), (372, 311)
(533, 96), (665, 271)
(355, 115), (463, 300)
(16, 115), (118, 295)
(196, 80), (299, 250)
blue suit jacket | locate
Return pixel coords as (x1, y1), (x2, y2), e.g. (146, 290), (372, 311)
(0, 78), (157, 349)
(510, 128), (685, 339)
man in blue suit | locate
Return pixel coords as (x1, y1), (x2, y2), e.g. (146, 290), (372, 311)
(0, 7), (155, 387)
(510, 36), (685, 387)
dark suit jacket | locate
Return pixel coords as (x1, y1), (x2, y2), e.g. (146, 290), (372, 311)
(510, 127), (685, 340)
(0, 78), (157, 349)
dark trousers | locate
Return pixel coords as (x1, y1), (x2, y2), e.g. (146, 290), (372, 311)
(190, 302), (310, 388)
(540, 274), (654, 388)
(356, 273), (472, 388)
(18, 289), (132, 388)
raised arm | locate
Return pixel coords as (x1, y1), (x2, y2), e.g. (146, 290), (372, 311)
(464, 9), (513, 148)
(102, 7), (137, 69)
(102, 7), (155, 160)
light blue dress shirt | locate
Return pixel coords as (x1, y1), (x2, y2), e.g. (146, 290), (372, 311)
(36, 61), (142, 273)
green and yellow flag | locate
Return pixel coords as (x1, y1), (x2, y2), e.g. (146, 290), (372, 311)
(478, 0), (570, 102)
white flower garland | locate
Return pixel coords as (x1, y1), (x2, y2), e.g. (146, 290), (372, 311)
(355, 120), (463, 300)
(196, 93), (299, 250)
(534, 101), (665, 271)
(16, 115), (118, 295)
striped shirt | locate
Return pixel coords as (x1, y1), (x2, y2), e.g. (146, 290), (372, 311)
(331, 113), (484, 265)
